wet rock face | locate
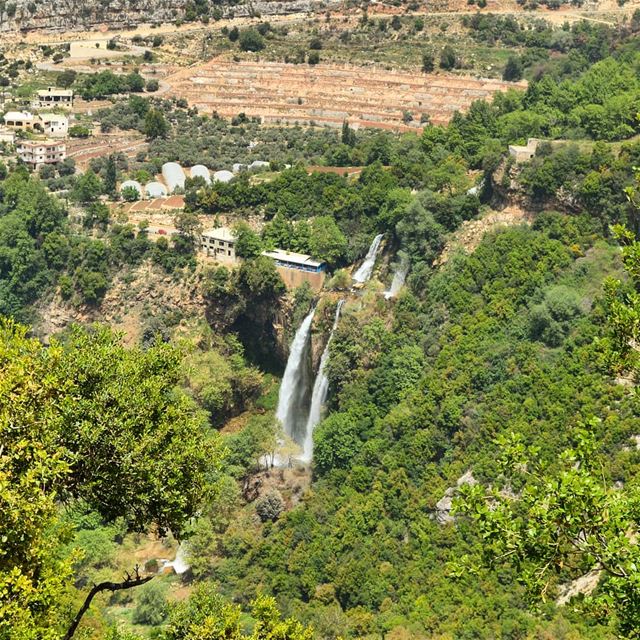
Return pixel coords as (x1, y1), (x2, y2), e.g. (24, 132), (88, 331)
(0, 0), (338, 33)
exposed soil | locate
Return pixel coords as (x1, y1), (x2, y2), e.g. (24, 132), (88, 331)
(164, 58), (526, 130)
(436, 203), (534, 266)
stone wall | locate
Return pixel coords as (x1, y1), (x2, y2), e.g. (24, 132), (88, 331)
(275, 266), (325, 292)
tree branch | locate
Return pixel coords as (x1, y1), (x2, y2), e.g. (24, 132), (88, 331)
(64, 565), (153, 640)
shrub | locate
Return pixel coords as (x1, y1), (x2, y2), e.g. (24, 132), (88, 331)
(308, 51), (320, 65)
(440, 45), (457, 70)
(503, 56), (524, 81)
(239, 29), (265, 52)
(132, 581), (168, 626)
(255, 491), (284, 522)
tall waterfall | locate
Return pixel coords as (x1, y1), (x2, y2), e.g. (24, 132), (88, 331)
(276, 307), (316, 447)
(300, 300), (345, 462)
(384, 253), (409, 300)
(353, 234), (384, 283)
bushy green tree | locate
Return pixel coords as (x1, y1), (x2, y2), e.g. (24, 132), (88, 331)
(239, 29), (265, 52)
(0, 320), (221, 638)
(144, 108), (169, 140)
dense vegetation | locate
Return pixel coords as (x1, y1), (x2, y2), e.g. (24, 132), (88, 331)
(4, 16), (640, 640)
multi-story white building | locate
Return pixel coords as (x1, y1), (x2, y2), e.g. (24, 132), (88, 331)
(34, 87), (74, 110)
(17, 139), (66, 167)
(201, 227), (237, 263)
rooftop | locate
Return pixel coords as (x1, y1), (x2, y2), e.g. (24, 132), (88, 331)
(4, 111), (35, 121)
(39, 113), (68, 122)
(37, 88), (74, 97)
(262, 249), (324, 268)
(202, 227), (236, 242)
(18, 139), (65, 148)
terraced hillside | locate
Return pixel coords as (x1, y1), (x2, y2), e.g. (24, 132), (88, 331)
(166, 60), (526, 131)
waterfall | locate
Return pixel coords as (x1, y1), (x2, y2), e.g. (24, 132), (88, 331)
(300, 300), (345, 462)
(276, 307), (316, 447)
(384, 254), (409, 300)
(158, 543), (190, 575)
(353, 234), (384, 283)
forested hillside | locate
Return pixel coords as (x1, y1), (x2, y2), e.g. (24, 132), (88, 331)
(3, 7), (640, 640)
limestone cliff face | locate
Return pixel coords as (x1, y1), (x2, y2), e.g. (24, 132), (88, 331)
(0, 0), (338, 33)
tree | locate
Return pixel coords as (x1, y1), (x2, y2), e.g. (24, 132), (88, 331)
(439, 45), (457, 70)
(165, 587), (313, 640)
(255, 490), (285, 522)
(174, 211), (203, 246)
(58, 69), (77, 88)
(69, 124), (91, 138)
(239, 29), (265, 52)
(146, 78), (159, 92)
(341, 120), (356, 147)
(0, 320), (220, 638)
(132, 581), (168, 626)
(454, 425), (640, 636)
(422, 51), (435, 73)
(308, 51), (320, 65)
(503, 55), (524, 81)
(308, 216), (348, 267)
(122, 185), (140, 202)
(228, 26), (239, 42)
(125, 72), (145, 93)
(144, 108), (168, 139)
(104, 154), (117, 195)
(73, 170), (103, 203)
(234, 222), (263, 258)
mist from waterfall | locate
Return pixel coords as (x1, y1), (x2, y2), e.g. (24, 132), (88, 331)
(384, 253), (409, 300)
(300, 300), (345, 462)
(353, 234), (384, 283)
(275, 307), (316, 448)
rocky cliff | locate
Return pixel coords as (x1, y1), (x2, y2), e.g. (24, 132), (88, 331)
(0, 0), (339, 33)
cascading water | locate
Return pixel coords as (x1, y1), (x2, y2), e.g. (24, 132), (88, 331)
(353, 234), (384, 283)
(300, 300), (345, 462)
(384, 253), (409, 300)
(275, 307), (316, 447)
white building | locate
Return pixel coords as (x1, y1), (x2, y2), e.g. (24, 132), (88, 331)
(34, 87), (74, 110)
(0, 127), (15, 144)
(201, 227), (237, 263)
(38, 113), (69, 137)
(17, 139), (66, 167)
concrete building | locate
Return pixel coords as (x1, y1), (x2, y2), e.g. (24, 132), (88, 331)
(0, 127), (15, 144)
(201, 227), (237, 263)
(262, 249), (326, 292)
(34, 87), (74, 110)
(39, 113), (69, 137)
(508, 138), (540, 163)
(17, 139), (66, 167)
(3, 111), (36, 131)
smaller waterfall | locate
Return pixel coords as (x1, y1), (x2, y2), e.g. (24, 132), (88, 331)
(353, 234), (384, 283)
(276, 307), (316, 445)
(384, 254), (409, 300)
(158, 543), (190, 575)
(300, 300), (345, 462)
